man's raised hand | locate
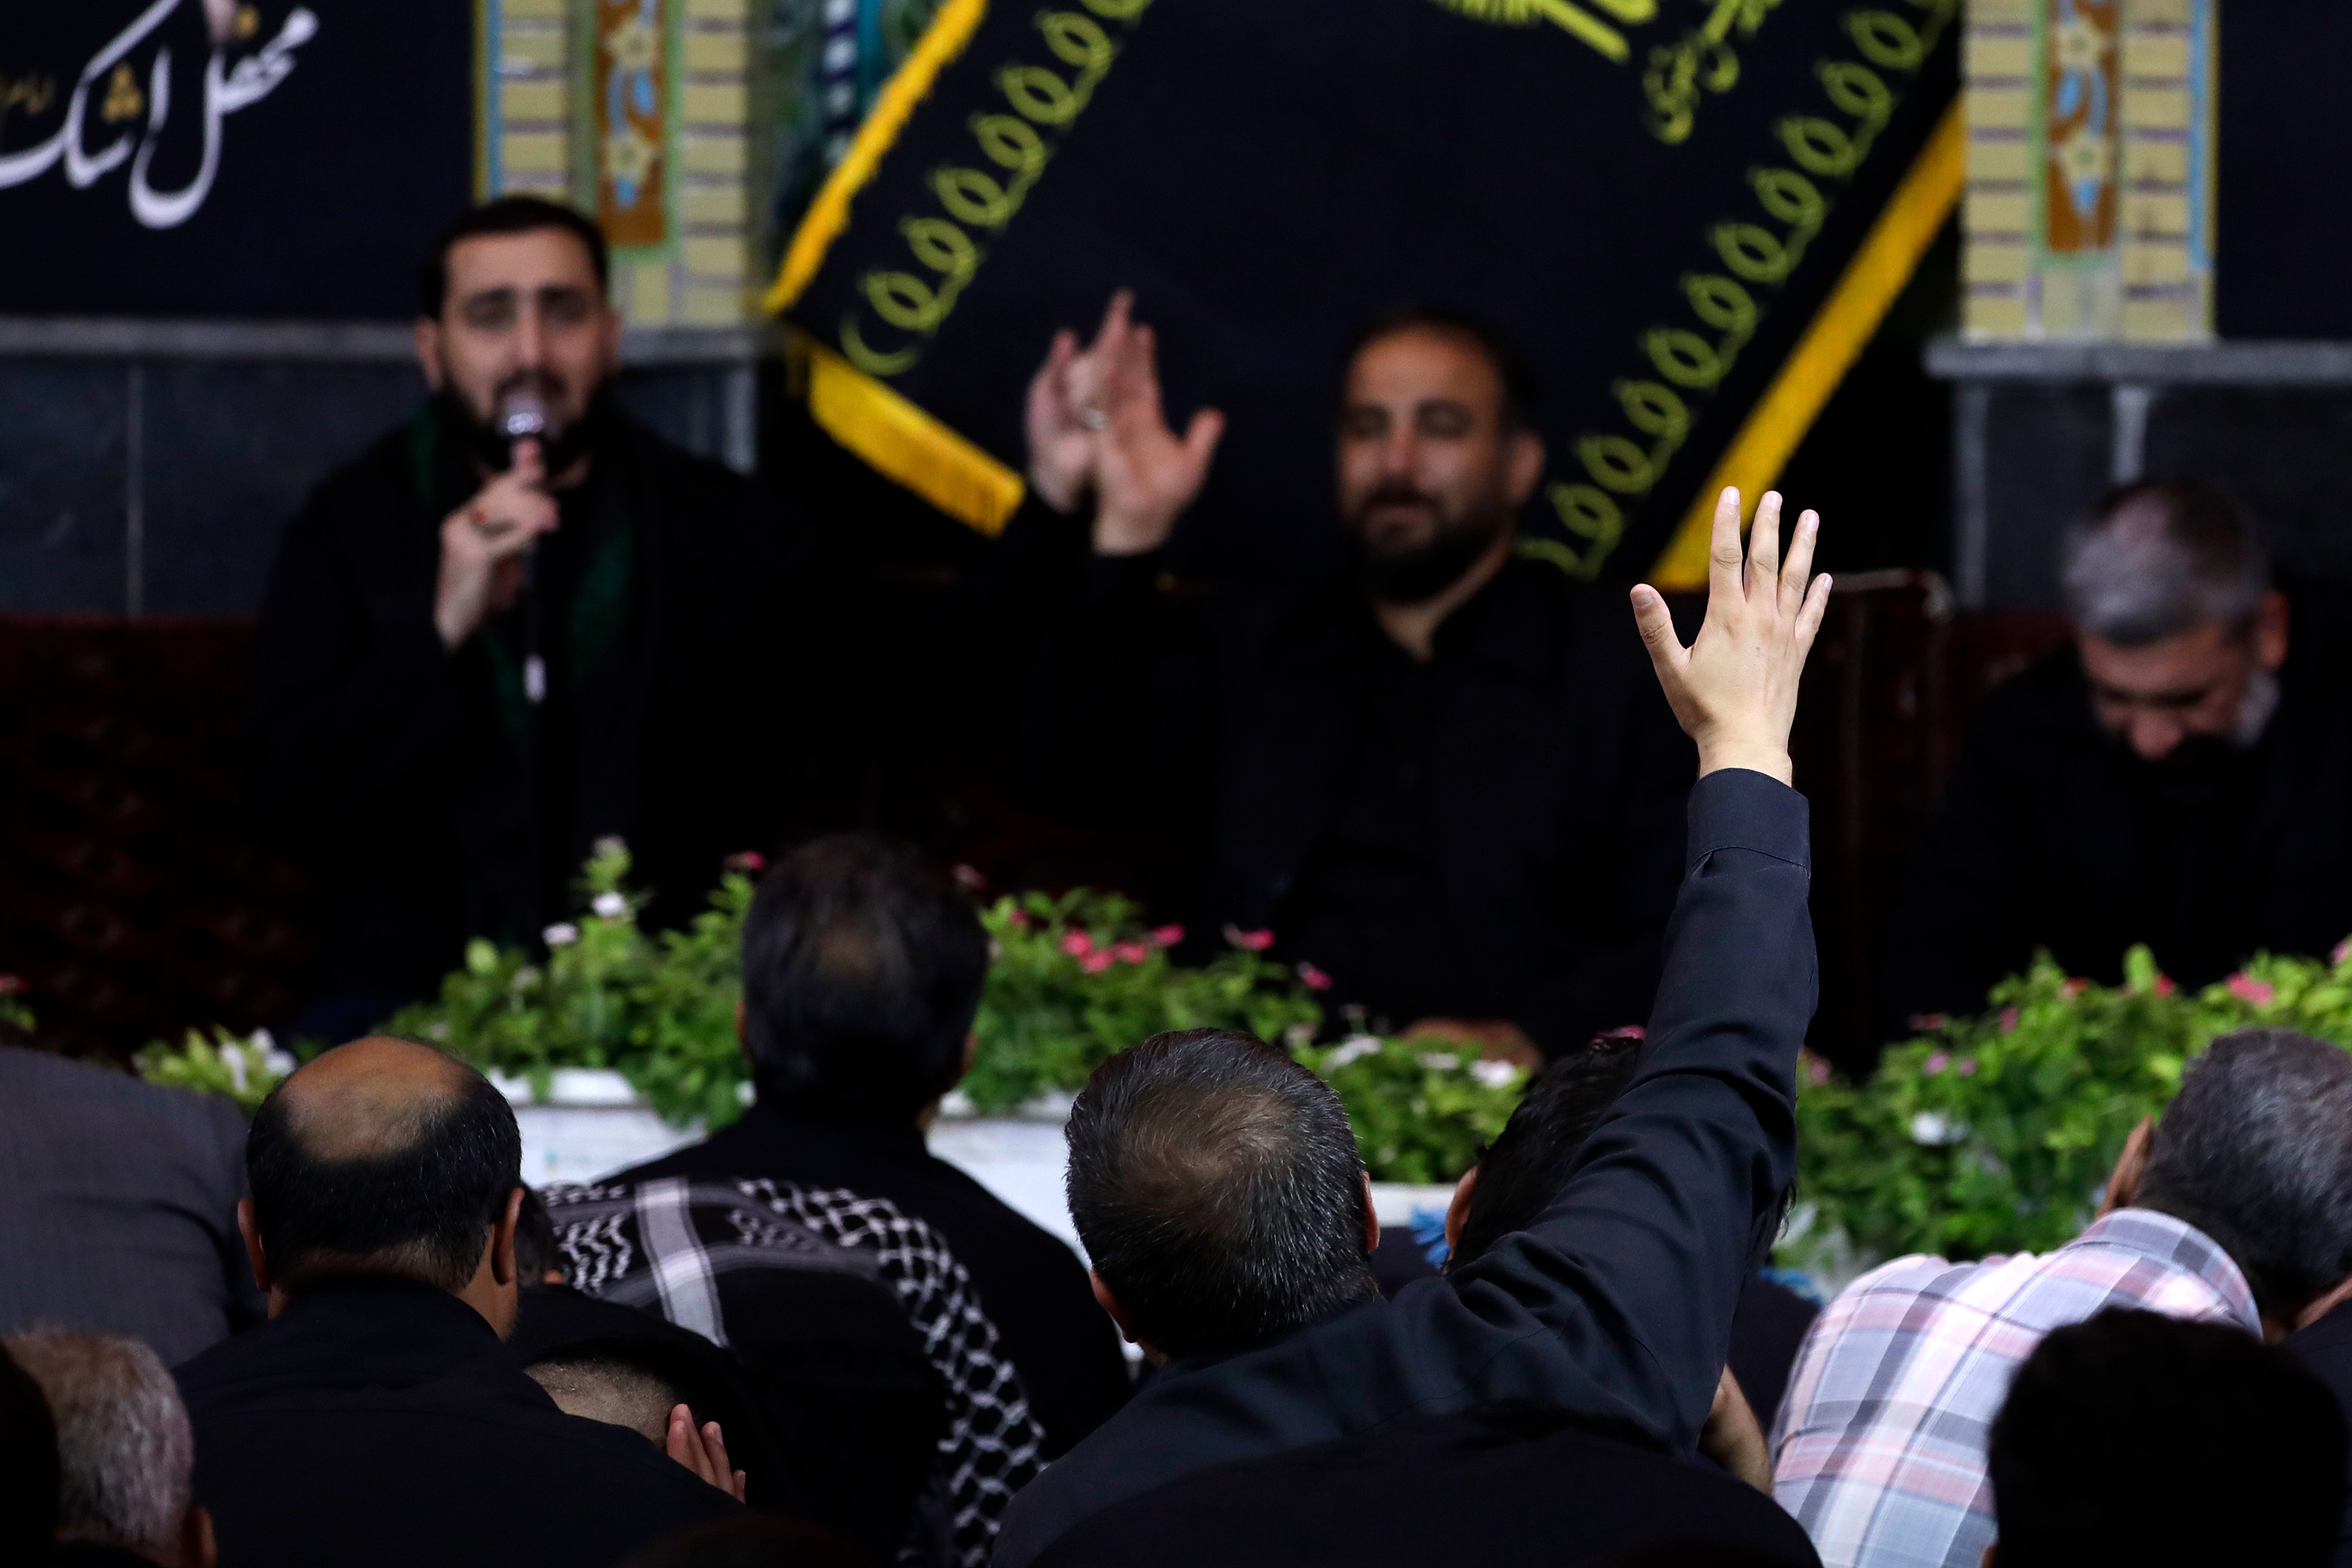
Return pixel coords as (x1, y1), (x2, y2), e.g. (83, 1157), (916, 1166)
(1018, 289), (1223, 555)
(1629, 486), (1830, 785)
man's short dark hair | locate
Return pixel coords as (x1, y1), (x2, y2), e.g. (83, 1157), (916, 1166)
(246, 1044), (521, 1291)
(2060, 477), (2269, 644)
(1065, 1028), (1375, 1356)
(1449, 1033), (1644, 1269)
(1342, 303), (1542, 431)
(417, 195), (611, 318)
(1989, 1308), (2343, 1567)
(2135, 1028), (2352, 1320)
(740, 834), (989, 1123)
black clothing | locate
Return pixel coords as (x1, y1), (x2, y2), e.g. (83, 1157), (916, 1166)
(49, 1546), (161, 1567)
(176, 1276), (734, 1568)
(515, 1269), (937, 1560)
(250, 399), (802, 1004)
(616, 1102), (1129, 1457)
(1029, 1403), (1821, 1568)
(2285, 1298), (2352, 1568)
(993, 768), (1816, 1568)
(1886, 641), (2352, 1030)
(1014, 519), (1694, 1054)
(1372, 1244), (1818, 1432)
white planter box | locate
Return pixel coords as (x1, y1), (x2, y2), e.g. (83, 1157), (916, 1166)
(497, 1071), (1462, 1261)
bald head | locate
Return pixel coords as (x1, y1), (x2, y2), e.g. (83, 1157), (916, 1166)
(247, 1036), (521, 1295)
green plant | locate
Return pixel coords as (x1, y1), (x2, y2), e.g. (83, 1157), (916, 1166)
(134, 847), (1523, 1186)
(1301, 1033), (1527, 1185)
(965, 889), (1323, 1111)
(1786, 940), (2352, 1278)
(135, 1029), (294, 1116)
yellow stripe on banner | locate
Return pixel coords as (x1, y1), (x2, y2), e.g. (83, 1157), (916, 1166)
(1649, 99), (1965, 588)
(764, 0), (990, 314)
(802, 336), (1027, 535)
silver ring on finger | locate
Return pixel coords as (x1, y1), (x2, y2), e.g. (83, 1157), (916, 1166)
(1076, 405), (1109, 432)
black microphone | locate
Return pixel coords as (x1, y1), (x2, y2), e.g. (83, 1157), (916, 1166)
(496, 390), (555, 706)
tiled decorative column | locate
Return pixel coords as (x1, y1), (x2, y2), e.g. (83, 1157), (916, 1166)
(480, 0), (576, 200)
(1964, 0), (2212, 343)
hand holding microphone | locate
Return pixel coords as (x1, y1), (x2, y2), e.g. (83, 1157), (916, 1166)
(432, 394), (563, 652)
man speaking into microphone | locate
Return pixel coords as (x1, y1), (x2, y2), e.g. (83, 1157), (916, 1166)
(250, 197), (800, 1037)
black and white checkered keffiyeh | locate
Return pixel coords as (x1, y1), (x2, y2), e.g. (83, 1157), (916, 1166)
(543, 1176), (1047, 1567)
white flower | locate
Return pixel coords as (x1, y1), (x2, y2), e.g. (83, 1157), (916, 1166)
(1910, 1112), (1966, 1146)
(592, 892), (628, 920)
(1469, 1059), (1523, 1090)
(426, 1021), (452, 1042)
(1323, 1035), (1383, 1071)
(543, 922), (580, 948)
(1417, 1051), (1463, 1073)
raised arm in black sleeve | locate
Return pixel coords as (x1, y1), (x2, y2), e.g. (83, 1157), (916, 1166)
(991, 766), (1815, 1568)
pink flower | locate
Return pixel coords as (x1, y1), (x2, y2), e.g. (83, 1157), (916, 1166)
(2063, 978), (2089, 996)
(952, 863), (987, 891)
(1999, 1007), (2020, 1033)
(1923, 1051), (1949, 1076)
(2335, 938), (2352, 967)
(724, 850), (767, 874)
(1956, 1058), (1979, 1078)
(1060, 931), (1094, 959)
(1806, 1056), (1831, 1087)
(2227, 973), (2275, 1006)
(1112, 942), (1149, 965)
(2155, 975), (2176, 997)
(1223, 924), (1276, 952)
(0, 975), (23, 995)
(1007, 909), (1030, 930)
(1297, 961), (1333, 991)
(1080, 951), (1114, 974)
(1909, 1013), (1946, 1033)
(1148, 924), (1185, 948)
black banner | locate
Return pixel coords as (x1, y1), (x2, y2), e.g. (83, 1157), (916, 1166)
(0, 0), (472, 318)
(786, 0), (1958, 583)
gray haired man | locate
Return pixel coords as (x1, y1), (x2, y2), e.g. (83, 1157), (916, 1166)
(6, 1330), (214, 1567)
(1885, 477), (2352, 1026)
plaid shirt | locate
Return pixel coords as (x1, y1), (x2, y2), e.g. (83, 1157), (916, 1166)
(545, 1176), (1048, 1568)
(1770, 1209), (2259, 1568)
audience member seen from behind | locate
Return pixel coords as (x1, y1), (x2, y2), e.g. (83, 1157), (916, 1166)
(1885, 479), (2352, 1029)
(1446, 1033), (1820, 1438)
(623, 1515), (878, 1568)
(175, 1036), (740, 1568)
(1774, 1026), (2352, 1568)
(249, 195), (800, 1040)
(0, 1044), (261, 1365)
(991, 486), (1831, 1567)
(511, 1186), (938, 1563)
(1989, 1308), (2344, 1568)
(612, 835), (1130, 1456)
(7, 1330), (212, 1568)
(2, 1344), (60, 1566)
(1011, 294), (1693, 1060)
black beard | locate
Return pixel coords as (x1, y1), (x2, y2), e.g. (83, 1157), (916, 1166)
(441, 385), (601, 475)
(1352, 511), (1506, 604)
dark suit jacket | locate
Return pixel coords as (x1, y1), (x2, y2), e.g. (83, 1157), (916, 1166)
(2285, 1298), (2352, 1567)
(1029, 1403), (1821, 1568)
(1885, 637), (2352, 1029)
(0, 1047), (260, 1366)
(249, 400), (806, 1004)
(177, 1276), (735, 1568)
(1012, 516), (1694, 1054)
(992, 768), (1815, 1568)
(618, 1104), (1129, 1457)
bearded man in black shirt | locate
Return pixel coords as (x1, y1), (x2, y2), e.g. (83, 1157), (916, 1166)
(1886, 478), (2352, 1029)
(251, 198), (800, 1036)
(1011, 295), (1693, 1059)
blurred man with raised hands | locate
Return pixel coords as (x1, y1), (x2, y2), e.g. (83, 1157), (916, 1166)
(991, 486), (1831, 1567)
(1009, 294), (1694, 1061)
